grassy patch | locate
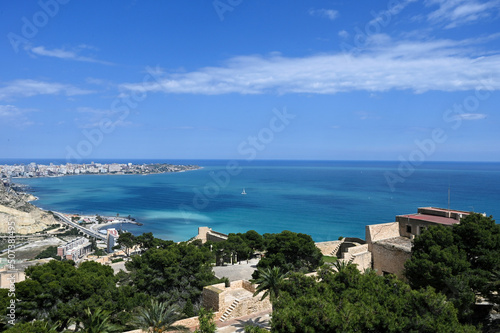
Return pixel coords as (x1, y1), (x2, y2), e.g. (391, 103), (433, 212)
(323, 255), (337, 263)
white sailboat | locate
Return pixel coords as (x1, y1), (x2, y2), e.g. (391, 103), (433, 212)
(241, 188), (247, 195)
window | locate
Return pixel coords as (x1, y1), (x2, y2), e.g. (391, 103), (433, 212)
(419, 226), (426, 234)
(406, 225), (412, 233)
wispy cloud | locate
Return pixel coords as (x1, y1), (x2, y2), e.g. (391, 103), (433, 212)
(75, 107), (134, 128)
(455, 113), (487, 120)
(308, 8), (339, 20)
(0, 105), (35, 128)
(28, 45), (113, 65)
(369, 0), (417, 25)
(120, 35), (500, 96)
(0, 79), (93, 101)
(426, 0), (500, 28)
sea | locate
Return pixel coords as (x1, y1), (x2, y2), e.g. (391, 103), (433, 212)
(4, 159), (500, 242)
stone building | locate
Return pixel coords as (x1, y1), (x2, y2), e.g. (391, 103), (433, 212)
(317, 207), (477, 279)
(366, 207), (474, 279)
(193, 226), (228, 243)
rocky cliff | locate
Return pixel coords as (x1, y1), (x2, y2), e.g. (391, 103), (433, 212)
(0, 182), (58, 234)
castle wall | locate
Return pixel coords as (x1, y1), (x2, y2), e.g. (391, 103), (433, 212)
(371, 241), (411, 279)
(365, 222), (399, 250)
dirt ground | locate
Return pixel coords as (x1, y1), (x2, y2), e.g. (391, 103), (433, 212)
(0, 237), (66, 261)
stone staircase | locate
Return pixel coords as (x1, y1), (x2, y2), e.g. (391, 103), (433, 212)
(219, 299), (240, 322)
(329, 239), (345, 256)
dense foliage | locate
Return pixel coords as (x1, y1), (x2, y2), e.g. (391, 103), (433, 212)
(34, 246), (59, 259)
(405, 213), (500, 323)
(253, 230), (323, 278)
(212, 230), (265, 264)
(124, 241), (220, 307)
(272, 265), (478, 333)
(12, 260), (145, 330)
(2, 233), (219, 331)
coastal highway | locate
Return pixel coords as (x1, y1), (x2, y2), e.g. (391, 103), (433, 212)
(53, 212), (106, 240)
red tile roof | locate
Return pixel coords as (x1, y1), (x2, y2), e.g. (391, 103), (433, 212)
(398, 214), (460, 225)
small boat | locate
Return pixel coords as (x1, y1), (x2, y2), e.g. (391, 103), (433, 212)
(241, 188), (247, 195)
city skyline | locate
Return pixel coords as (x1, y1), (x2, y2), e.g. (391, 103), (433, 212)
(1, 1), (500, 161)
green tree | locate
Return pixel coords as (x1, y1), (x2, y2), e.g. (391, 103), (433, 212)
(405, 213), (500, 323)
(35, 246), (58, 259)
(117, 231), (136, 256)
(15, 261), (123, 330)
(241, 230), (264, 252)
(253, 230), (323, 278)
(78, 307), (120, 333)
(133, 300), (187, 333)
(135, 232), (163, 252)
(125, 242), (219, 304)
(250, 266), (288, 312)
(194, 307), (216, 333)
(272, 266), (478, 333)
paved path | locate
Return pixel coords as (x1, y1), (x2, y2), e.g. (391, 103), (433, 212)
(216, 310), (271, 333)
(212, 258), (260, 282)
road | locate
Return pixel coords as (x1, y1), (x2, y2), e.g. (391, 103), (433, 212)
(53, 212), (106, 240)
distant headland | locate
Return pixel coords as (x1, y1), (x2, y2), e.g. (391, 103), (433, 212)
(0, 162), (201, 179)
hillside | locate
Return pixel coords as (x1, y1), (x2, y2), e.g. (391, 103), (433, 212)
(0, 182), (57, 234)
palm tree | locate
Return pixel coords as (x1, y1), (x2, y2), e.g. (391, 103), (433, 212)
(133, 300), (187, 333)
(78, 307), (120, 333)
(250, 266), (288, 312)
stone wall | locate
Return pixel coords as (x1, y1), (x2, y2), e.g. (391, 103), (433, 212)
(202, 284), (225, 312)
(351, 250), (372, 272)
(0, 270), (25, 289)
(315, 240), (343, 256)
(173, 316), (199, 331)
(371, 241), (411, 279)
(225, 291), (271, 321)
(365, 222), (399, 250)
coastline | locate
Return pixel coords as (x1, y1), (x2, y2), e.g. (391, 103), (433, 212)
(90, 220), (143, 235)
(10, 166), (203, 180)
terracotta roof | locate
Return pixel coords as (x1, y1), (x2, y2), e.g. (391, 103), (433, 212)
(398, 213), (460, 225)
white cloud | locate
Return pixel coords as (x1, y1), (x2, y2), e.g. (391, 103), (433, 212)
(0, 105), (35, 128)
(456, 113), (487, 120)
(426, 0), (500, 28)
(29, 45), (113, 65)
(338, 30), (349, 39)
(369, 0), (417, 25)
(0, 80), (93, 101)
(120, 35), (500, 96)
(0, 105), (21, 117)
(309, 8), (339, 20)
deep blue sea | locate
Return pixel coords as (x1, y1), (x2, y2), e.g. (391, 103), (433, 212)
(5, 159), (500, 242)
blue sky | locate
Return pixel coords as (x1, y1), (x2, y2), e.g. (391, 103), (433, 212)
(1, 0), (499, 161)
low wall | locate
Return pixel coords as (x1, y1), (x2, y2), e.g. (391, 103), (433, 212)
(351, 250), (372, 272)
(202, 285), (225, 312)
(315, 240), (343, 255)
(365, 222), (399, 250)
(173, 316), (199, 331)
(346, 243), (368, 256)
(225, 292), (271, 321)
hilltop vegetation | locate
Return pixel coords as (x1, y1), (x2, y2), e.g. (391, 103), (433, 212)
(1, 223), (498, 332)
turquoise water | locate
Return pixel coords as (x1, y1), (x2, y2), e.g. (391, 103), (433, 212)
(11, 160), (500, 242)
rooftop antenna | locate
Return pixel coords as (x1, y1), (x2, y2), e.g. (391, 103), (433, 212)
(448, 186), (451, 218)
